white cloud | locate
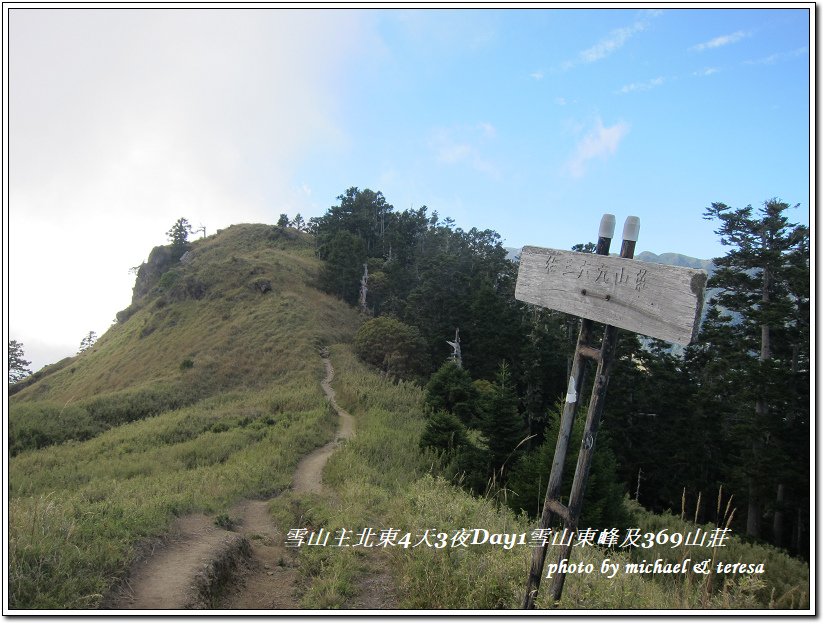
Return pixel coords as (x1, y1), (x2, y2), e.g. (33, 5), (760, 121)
(580, 22), (647, 63)
(478, 122), (497, 139)
(691, 30), (748, 51)
(8, 9), (373, 371)
(617, 76), (665, 94)
(530, 70), (544, 80)
(430, 124), (500, 179)
(564, 118), (630, 179)
(693, 67), (720, 77)
(562, 11), (660, 70)
(745, 46), (808, 66)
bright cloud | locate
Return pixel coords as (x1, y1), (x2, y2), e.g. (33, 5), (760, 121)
(617, 76), (665, 94)
(564, 118), (630, 179)
(745, 46), (808, 65)
(692, 30), (748, 51)
(9, 9), (371, 371)
(580, 22), (646, 63)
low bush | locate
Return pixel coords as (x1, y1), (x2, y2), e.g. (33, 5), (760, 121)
(9, 383), (205, 456)
(9, 403), (104, 456)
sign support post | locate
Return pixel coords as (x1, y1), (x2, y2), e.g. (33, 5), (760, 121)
(517, 213), (706, 608)
(521, 213), (616, 609)
(546, 216), (639, 603)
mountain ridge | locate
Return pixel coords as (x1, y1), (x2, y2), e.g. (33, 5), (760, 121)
(506, 246), (714, 273)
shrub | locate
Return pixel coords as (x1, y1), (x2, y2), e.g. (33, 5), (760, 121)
(354, 316), (429, 381)
(81, 383), (201, 427)
(424, 362), (480, 426)
(115, 302), (142, 324)
(419, 411), (469, 455)
(157, 269), (180, 290)
(9, 403), (104, 456)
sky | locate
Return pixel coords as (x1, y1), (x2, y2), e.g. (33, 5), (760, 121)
(5, 4), (813, 373)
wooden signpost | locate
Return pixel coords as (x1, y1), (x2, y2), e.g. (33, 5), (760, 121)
(516, 247), (707, 346)
(516, 215), (707, 609)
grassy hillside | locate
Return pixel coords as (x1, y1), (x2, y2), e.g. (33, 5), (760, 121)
(12, 224), (355, 404)
(8, 223), (809, 610)
(8, 224), (362, 608)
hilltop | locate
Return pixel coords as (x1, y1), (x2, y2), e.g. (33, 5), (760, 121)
(11, 224), (360, 403)
(8, 223), (365, 608)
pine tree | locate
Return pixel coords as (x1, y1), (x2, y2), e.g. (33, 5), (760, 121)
(507, 404), (630, 529)
(78, 331), (97, 354)
(167, 217), (193, 259)
(701, 199), (809, 542)
(478, 361), (527, 481)
(8, 340), (32, 383)
(424, 361), (480, 427)
(319, 230), (367, 304)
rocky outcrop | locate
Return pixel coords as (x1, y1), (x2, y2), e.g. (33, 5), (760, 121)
(132, 245), (176, 303)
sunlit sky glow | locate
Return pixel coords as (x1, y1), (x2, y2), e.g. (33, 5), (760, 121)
(5, 4), (812, 372)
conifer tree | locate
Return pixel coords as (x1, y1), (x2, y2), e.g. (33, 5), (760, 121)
(8, 340), (31, 383)
(479, 361), (526, 481)
(424, 361), (480, 427)
(167, 217), (193, 259)
(78, 331), (97, 354)
(700, 199), (809, 542)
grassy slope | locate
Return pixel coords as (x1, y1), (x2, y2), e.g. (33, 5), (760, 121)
(9, 223), (809, 610)
(12, 224), (354, 404)
(8, 224), (362, 608)
(274, 346), (810, 610)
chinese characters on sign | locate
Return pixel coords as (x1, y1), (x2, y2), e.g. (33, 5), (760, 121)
(516, 247), (707, 346)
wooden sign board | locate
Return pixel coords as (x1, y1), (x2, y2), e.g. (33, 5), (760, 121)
(515, 246), (707, 345)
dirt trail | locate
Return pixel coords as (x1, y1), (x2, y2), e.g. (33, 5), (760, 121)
(108, 357), (356, 610)
(292, 358), (354, 494)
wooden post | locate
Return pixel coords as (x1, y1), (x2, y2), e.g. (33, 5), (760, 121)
(521, 214), (615, 609)
(516, 215), (705, 609)
(547, 216), (639, 603)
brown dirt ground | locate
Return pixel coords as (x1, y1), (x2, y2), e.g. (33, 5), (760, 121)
(106, 357), (395, 611)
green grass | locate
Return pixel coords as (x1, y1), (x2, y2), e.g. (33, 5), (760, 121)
(8, 224), (362, 609)
(278, 345), (810, 611)
(9, 380), (339, 608)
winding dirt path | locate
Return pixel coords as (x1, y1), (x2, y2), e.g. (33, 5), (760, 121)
(108, 357), (355, 610)
(292, 358), (354, 494)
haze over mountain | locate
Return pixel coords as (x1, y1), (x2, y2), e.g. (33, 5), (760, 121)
(506, 247), (715, 275)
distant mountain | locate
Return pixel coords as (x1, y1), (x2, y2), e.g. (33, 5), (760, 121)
(634, 251), (715, 275)
(506, 246), (715, 275)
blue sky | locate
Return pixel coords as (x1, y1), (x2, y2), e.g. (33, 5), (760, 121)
(6, 6), (812, 372)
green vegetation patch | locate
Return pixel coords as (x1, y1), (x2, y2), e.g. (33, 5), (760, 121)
(8, 379), (338, 608)
(280, 346), (809, 611)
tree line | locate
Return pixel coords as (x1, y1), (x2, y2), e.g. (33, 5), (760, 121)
(308, 187), (809, 558)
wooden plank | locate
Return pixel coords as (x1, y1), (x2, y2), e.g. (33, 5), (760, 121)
(515, 246), (707, 345)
